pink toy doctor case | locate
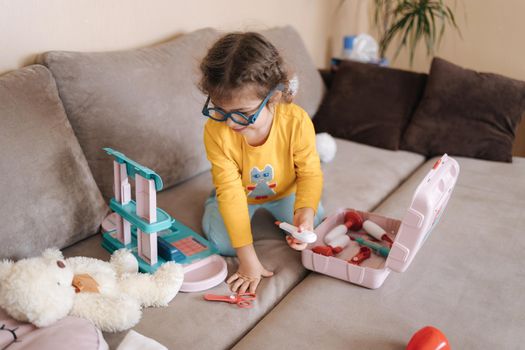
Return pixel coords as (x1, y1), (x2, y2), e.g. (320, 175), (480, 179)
(302, 154), (460, 289)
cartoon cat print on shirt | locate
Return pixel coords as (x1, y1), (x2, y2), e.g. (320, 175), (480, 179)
(247, 164), (277, 199)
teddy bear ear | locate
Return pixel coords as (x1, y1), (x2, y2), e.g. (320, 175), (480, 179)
(0, 259), (14, 280)
(41, 248), (65, 262)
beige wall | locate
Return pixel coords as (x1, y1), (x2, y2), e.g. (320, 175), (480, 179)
(0, 0), (344, 75)
(327, 0), (370, 64)
(2, 0), (524, 156)
(379, 0), (525, 157)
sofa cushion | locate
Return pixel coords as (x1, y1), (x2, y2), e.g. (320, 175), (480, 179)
(64, 171), (310, 350)
(260, 26), (326, 117)
(233, 156), (525, 350)
(40, 26), (325, 201)
(64, 139), (424, 349)
(401, 57), (525, 162)
(314, 60), (427, 150)
(39, 28), (221, 200)
(0, 65), (107, 259)
(321, 138), (425, 214)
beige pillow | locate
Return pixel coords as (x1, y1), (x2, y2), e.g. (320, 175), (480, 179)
(0, 65), (107, 259)
(260, 26), (326, 117)
(40, 28), (221, 199)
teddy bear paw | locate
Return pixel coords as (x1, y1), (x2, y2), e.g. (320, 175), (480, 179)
(110, 249), (139, 276)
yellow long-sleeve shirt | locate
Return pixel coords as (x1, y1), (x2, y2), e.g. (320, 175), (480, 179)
(203, 102), (323, 248)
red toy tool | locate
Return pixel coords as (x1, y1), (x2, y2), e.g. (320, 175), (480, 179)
(344, 210), (364, 231)
(348, 246), (371, 265)
(203, 292), (256, 309)
(312, 245), (343, 257)
(406, 326), (450, 350)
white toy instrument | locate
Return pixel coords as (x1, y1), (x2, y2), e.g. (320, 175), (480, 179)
(276, 221), (318, 244)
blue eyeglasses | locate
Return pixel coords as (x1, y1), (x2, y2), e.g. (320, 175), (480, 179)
(202, 84), (284, 126)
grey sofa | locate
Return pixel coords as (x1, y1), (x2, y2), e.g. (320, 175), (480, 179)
(1, 26), (524, 350)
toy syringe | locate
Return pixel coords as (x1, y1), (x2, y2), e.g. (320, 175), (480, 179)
(275, 221), (317, 244)
(351, 236), (390, 257)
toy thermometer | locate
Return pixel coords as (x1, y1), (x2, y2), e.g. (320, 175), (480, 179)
(352, 237), (390, 258)
(363, 220), (394, 244)
(275, 221), (317, 244)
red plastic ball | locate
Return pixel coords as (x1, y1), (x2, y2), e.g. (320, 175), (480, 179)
(406, 326), (450, 350)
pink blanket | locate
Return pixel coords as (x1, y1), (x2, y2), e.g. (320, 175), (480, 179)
(0, 308), (107, 350)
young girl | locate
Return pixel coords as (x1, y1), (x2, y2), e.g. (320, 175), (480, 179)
(200, 32), (324, 294)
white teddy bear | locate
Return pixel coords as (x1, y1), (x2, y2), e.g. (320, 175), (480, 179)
(0, 248), (183, 332)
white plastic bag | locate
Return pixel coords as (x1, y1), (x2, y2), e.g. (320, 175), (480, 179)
(349, 33), (379, 63)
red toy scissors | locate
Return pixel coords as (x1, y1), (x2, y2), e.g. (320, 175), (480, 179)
(204, 292), (256, 309)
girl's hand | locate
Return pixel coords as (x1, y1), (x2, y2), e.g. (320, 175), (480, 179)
(227, 244), (274, 294)
(293, 207), (315, 232)
(286, 207), (315, 251)
(227, 262), (273, 294)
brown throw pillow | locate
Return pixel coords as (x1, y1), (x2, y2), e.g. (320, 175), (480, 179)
(401, 57), (525, 162)
(313, 60), (427, 150)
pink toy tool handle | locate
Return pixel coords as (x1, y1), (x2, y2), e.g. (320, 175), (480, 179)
(204, 294), (236, 302)
(204, 293), (255, 308)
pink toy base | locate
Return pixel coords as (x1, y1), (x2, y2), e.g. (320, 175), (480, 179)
(102, 212), (119, 232)
(302, 209), (401, 289)
(180, 254), (228, 293)
(102, 213), (228, 292)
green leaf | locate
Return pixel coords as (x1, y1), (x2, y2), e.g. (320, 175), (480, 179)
(372, 0), (462, 66)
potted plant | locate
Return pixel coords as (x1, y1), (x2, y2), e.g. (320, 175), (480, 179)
(373, 0), (461, 66)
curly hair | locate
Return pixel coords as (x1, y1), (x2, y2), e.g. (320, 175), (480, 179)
(199, 32), (293, 104)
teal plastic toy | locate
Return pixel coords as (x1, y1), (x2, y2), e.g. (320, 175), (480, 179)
(352, 236), (390, 258)
(101, 148), (219, 274)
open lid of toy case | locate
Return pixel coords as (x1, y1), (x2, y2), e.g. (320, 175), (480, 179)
(386, 154), (460, 273)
